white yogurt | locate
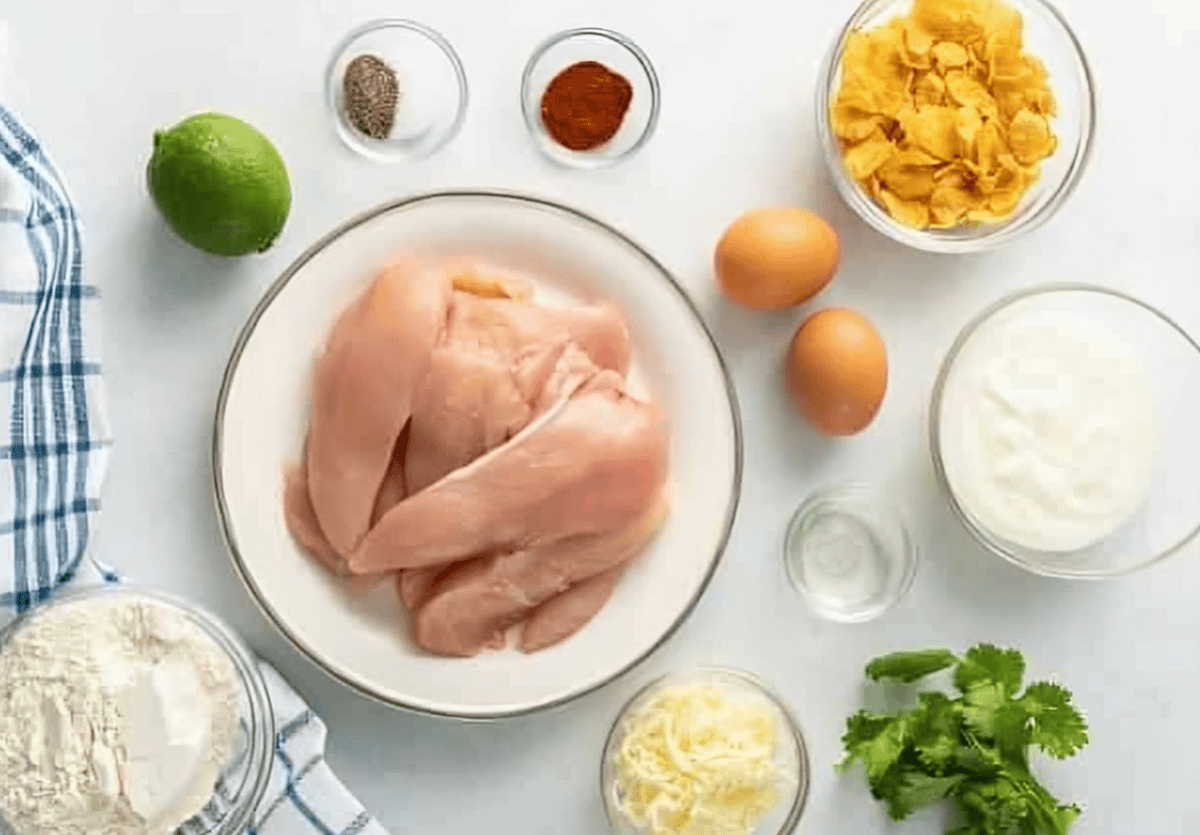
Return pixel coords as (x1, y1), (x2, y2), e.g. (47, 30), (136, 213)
(938, 306), (1159, 552)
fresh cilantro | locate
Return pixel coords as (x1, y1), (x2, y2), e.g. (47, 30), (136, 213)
(961, 681), (1010, 737)
(886, 772), (965, 820)
(1021, 682), (1089, 759)
(909, 692), (961, 774)
(955, 644), (1026, 696)
(838, 711), (908, 783)
(866, 648), (959, 682)
(839, 644), (1088, 835)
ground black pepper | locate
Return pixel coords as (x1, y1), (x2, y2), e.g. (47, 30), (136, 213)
(343, 54), (400, 140)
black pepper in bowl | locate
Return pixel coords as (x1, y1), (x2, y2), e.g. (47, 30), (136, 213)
(343, 54), (400, 140)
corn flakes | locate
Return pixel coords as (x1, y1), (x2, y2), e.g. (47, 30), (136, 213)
(831, 0), (1058, 230)
(932, 41), (970, 70)
(844, 129), (898, 180)
(903, 105), (960, 160)
(913, 72), (946, 107)
(878, 149), (940, 200)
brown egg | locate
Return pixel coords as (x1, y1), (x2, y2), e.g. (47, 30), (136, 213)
(786, 308), (888, 436)
(715, 207), (840, 310)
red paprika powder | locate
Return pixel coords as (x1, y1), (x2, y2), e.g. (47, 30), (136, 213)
(540, 61), (634, 152)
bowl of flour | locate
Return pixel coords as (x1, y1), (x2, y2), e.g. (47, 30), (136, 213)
(0, 586), (274, 835)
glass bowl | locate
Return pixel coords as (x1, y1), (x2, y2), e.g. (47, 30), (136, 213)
(784, 483), (918, 622)
(930, 284), (1200, 578)
(521, 28), (660, 169)
(601, 667), (809, 834)
(0, 585), (274, 835)
(326, 19), (468, 163)
(816, 0), (1096, 253)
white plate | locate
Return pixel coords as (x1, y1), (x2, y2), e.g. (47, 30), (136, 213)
(214, 191), (742, 719)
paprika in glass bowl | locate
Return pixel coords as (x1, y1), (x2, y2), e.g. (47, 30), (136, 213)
(521, 28), (660, 169)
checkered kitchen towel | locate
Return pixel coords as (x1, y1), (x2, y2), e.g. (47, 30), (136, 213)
(0, 96), (389, 835)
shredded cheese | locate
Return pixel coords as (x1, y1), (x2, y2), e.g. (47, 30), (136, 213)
(612, 681), (788, 835)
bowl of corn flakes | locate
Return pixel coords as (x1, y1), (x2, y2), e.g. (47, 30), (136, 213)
(817, 0), (1095, 253)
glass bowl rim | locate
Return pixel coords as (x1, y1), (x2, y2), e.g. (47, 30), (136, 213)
(928, 282), (1200, 578)
(815, 0), (1098, 253)
(782, 482), (919, 623)
(599, 665), (811, 834)
(324, 17), (469, 163)
(0, 583), (275, 834)
(520, 26), (662, 170)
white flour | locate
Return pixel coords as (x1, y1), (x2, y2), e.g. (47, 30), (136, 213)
(0, 596), (240, 835)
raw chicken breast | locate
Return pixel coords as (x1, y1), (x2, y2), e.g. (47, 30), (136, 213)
(283, 464), (341, 575)
(414, 498), (668, 656)
(519, 565), (627, 653)
(396, 561), (467, 610)
(285, 257), (670, 657)
(305, 262), (451, 555)
(283, 463), (387, 597)
(370, 423), (410, 525)
(393, 340), (604, 607)
(403, 290), (631, 494)
(349, 372), (670, 574)
(397, 281), (631, 594)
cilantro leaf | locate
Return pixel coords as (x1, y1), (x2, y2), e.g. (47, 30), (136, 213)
(1021, 682), (1089, 760)
(991, 702), (1033, 761)
(838, 711), (907, 782)
(1045, 803), (1082, 833)
(961, 682), (1008, 737)
(956, 776), (1034, 835)
(955, 645), (1026, 696)
(883, 772), (965, 821)
(952, 743), (1000, 777)
(908, 692), (961, 774)
(866, 648), (958, 682)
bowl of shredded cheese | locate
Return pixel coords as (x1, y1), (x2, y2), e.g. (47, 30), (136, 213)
(601, 667), (809, 835)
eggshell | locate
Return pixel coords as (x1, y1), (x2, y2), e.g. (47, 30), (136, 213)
(786, 308), (888, 436)
(715, 207), (840, 310)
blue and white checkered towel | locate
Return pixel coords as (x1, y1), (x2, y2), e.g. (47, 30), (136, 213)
(0, 98), (390, 835)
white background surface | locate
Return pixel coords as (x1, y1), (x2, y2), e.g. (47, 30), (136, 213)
(6, 1), (1200, 832)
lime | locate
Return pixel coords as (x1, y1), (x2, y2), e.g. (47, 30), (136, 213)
(147, 112), (291, 257)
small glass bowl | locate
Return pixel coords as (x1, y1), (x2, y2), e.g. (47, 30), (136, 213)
(0, 586), (274, 835)
(931, 284), (1200, 578)
(601, 667), (810, 834)
(816, 0), (1096, 253)
(784, 484), (918, 623)
(521, 28), (660, 169)
(326, 19), (468, 163)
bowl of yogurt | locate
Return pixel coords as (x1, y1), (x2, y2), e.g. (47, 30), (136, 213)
(930, 284), (1200, 578)
(0, 586), (274, 835)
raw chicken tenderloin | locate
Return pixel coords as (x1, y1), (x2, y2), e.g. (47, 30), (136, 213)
(396, 342), (610, 609)
(370, 423), (410, 525)
(414, 497), (668, 657)
(396, 344), (608, 609)
(519, 565), (627, 653)
(305, 262), (451, 556)
(282, 463), (388, 596)
(397, 563), (462, 610)
(392, 273), (630, 603)
(403, 290), (632, 495)
(348, 371), (669, 574)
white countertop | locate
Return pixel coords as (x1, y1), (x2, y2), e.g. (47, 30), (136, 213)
(7, 1), (1200, 832)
